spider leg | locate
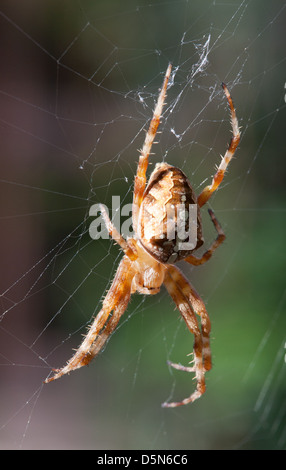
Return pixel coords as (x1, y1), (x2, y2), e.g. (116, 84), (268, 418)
(184, 208), (225, 266)
(167, 265), (211, 372)
(100, 204), (137, 261)
(197, 83), (240, 207)
(162, 268), (206, 408)
(132, 63), (172, 231)
(86, 300), (126, 360)
(45, 256), (135, 383)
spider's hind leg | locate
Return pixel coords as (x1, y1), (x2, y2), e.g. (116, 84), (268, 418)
(132, 63), (172, 229)
(197, 83), (240, 207)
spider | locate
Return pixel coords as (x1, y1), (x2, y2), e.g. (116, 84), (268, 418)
(45, 63), (240, 407)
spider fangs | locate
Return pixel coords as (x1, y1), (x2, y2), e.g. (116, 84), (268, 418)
(45, 64), (240, 408)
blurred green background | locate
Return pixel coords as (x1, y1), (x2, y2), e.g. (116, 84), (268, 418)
(0, 0), (285, 450)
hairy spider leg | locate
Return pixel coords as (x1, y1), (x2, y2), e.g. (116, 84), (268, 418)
(162, 270), (206, 408)
(167, 265), (212, 372)
(132, 63), (172, 230)
(197, 83), (240, 207)
(184, 208), (225, 266)
(45, 256), (135, 383)
(100, 204), (138, 261)
(161, 213), (225, 406)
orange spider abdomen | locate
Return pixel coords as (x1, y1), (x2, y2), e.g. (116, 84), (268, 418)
(138, 163), (203, 264)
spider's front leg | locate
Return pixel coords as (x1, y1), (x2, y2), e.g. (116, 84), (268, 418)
(162, 268), (208, 408)
(167, 265), (212, 372)
(45, 256), (135, 383)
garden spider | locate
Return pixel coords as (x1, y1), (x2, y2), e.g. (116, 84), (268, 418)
(45, 64), (240, 407)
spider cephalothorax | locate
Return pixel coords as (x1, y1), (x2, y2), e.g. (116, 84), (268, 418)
(45, 64), (240, 407)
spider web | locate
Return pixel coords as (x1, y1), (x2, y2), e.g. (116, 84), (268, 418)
(0, 0), (285, 450)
